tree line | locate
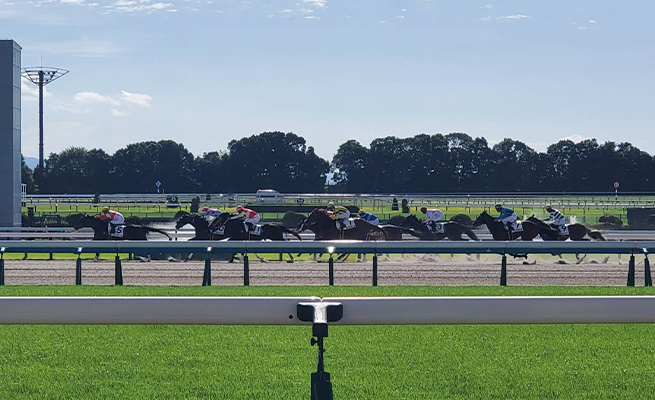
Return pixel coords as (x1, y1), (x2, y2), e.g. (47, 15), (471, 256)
(21, 131), (655, 194)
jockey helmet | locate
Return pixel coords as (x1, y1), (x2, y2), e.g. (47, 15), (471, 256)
(102, 206), (110, 213)
(495, 204), (502, 211)
(420, 206), (427, 213)
(201, 207), (209, 213)
(545, 204), (552, 210)
(236, 205), (244, 212)
(327, 202), (335, 209)
(358, 209), (366, 215)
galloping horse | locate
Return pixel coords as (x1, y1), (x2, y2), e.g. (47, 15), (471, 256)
(212, 213), (302, 241)
(298, 208), (387, 241)
(176, 212), (301, 262)
(74, 215), (171, 240)
(473, 211), (540, 241)
(401, 215), (479, 241)
(175, 213), (213, 240)
(526, 215), (606, 241)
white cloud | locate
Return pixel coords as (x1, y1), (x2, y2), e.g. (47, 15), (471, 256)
(589, 19), (597, 24)
(60, 0), (86, 4)
(497, 14), (530, 21)
(302, 0), (326, 8)
(120, 90), (153, 106)
(560, 134), (590, 143)
(478, 4), (492, 9)
(74, 91), (121, 106)
(480, 16), (491, 21)
(21, 80), (52, 102)
(111, 109), (127, 117)
(305, 15), (320, 20)
(28, 38), (122, 58)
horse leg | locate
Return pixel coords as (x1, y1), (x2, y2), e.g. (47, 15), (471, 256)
(286, 253), (294, 263)
(228, 253), (236, 263)
(254, 253), (267, 263)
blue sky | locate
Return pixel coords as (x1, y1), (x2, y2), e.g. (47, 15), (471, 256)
(2, 0), (654, 161)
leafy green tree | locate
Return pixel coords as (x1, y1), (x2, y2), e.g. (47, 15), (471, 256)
(111, 140), (196, 193)
(220, 132), (329, 192)
(21, 155), (38, 193)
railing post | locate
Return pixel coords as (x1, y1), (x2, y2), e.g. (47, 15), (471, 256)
(244, 253), (250, 286)
(49, 252), (54, 261)
(0, 247), (5, 286)
(500, 254), (507, 286)
(75, 247), (82, 286)
(114, 254), (123, 286)
(329, 255), (334, 286)
(627, 253), (635, 287)
(372, 253), (378, 286)
(644, 249), (652, 287)
(202, 247), (212, 286)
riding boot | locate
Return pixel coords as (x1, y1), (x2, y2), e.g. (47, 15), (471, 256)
(506, 222), (513, 240)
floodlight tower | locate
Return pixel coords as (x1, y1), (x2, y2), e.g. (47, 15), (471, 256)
(21, 66), (69, 170)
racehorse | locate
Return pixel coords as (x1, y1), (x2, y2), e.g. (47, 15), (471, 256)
(74, 214), (171, 240)
(401, 215), (479, 241)
(526, 215), (606, 241)
(176, 212), (301, 262)
(298, 208), (387, 241)
(175, 213), (212, 240)
(212, 213), (302, 241)
(473, 211), (540, 241)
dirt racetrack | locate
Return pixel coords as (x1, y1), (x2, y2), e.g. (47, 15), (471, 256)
(1, 254), (646, 286)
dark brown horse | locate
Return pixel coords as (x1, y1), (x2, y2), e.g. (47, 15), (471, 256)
(299, 208), (387, 241)
(473, 211), (540, 241)
(401, 215), (479, 241)
(74, 215), (171, 240)
(526, 215), (606, 241)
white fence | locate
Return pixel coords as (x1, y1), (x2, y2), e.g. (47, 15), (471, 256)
(1, 296), (655, 325)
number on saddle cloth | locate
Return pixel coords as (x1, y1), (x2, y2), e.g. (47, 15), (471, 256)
(214, 225), (226, 235)
(434, 223), (445, 234)
(336, 219), (357, 230)
(112, 225), (125, 238)
(511, 221), (523, 233)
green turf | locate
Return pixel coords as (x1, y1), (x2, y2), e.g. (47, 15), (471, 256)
(1, 286), (655, 399)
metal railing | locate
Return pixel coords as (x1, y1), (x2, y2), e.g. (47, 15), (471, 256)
(0, 241), (653, 287)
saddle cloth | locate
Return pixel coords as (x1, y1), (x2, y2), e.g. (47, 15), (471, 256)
(427, 223), (445, 234)
(336, 219), (357, 230)
(110, 225), (125, 238)
(250, 224), (262, 235)
(505, 221), (523, 233)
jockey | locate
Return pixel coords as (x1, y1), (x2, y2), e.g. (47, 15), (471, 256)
(494, 204), (518, 231)
(420, 206), (445, 231)
(230, 205), (260, 232)
(200, 206), (223, 230)
(95, 206), (125, 235)
(357, 209), (380, 226)
(327, 201), (351, 229)
(545, 204), (567, 235)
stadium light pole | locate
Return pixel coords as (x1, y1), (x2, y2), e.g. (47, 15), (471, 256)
(21, 66), (69, 170)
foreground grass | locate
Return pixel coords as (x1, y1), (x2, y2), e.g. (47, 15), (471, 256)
(1, 286), (655, 399)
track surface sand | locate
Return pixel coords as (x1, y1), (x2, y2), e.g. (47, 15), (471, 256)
(1, 254), (645, 286)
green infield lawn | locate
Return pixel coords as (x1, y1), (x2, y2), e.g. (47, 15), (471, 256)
(1, 286), (655, 399)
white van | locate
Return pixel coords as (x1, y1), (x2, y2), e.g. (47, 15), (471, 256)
(255, 189), (283, 205)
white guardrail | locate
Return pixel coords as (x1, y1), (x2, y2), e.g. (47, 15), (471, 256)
(1, 296), (655, 325)
(0, 241), (653, 287)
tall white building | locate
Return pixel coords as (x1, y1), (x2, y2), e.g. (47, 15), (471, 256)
(0, 40), (21, 227)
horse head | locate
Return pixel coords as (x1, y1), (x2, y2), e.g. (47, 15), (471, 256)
(401, 214), (421, 229)
(473, 211), (491, 227)
(73, 214), (93, 230)
(175, 213), (193, 230)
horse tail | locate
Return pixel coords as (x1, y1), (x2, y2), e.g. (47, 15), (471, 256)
(143, 226), (172, 240)
(281, 226), (302, 241)
(586, 227), (606, 241)
(464, 228), (479, 241)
